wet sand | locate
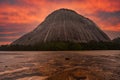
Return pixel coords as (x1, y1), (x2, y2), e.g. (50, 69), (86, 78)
(0, 51), (120, 80)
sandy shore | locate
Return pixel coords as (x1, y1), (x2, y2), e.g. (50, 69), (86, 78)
(0, 51), (120, 80)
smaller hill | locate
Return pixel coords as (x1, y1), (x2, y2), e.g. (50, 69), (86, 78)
(112, 37), (120, 44)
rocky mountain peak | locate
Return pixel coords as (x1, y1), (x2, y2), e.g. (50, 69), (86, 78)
(12, 8), (110, 45)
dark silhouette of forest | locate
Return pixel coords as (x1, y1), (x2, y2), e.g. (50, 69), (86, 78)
(0, 38), (120, 51)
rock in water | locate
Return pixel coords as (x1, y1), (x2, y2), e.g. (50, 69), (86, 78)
(12, 8), (110, 45)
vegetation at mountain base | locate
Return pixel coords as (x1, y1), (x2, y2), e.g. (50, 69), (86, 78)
(0, 40), (120, 51)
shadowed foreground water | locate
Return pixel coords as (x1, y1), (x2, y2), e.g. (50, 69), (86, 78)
(0, 51), (120, 80)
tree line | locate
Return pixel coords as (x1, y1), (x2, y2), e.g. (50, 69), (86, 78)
(0, 41), (120, 51)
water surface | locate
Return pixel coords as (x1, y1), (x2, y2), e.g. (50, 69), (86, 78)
(0, 50), (120, 80)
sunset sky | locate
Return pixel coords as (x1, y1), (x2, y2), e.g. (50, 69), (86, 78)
(0, 0), (120, 45)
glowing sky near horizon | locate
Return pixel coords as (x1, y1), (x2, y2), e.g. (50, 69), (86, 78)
(0, 0), (120, 45)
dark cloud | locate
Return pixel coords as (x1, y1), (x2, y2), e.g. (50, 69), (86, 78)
(0, 21), (39, 44)
(97, 11), (120, 19)
(0, 0), (17, 4)
(0, 23), (35, 38)
(0, 25), (26, 43)
(0, 24), (26, 32)
(96, 10), (120, 26)
(46, 0), (85, 3)
(0, 12), (19, 21)
(0, 27), (18, 32)
(0, 37), (16, 42)
(0, 0), (23, 6)
(0, 31), (24, 37)
(0, 12), (18, 16)
(0, 28), (25, 44)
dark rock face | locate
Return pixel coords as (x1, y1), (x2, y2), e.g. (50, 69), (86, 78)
(12, 8), (110, 45)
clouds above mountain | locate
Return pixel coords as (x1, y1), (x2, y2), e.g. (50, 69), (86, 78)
(0, 0), (120, 45)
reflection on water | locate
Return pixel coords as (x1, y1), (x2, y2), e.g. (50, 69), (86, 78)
(0, 51), (120, 80)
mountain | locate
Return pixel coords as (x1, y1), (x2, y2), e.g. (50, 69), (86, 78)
(112, 37), (120, 44)
(11, 8), (110, 45)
